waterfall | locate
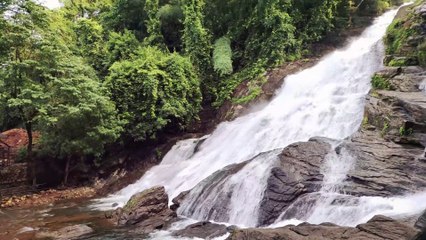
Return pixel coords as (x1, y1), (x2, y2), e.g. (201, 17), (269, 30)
(177, 150), (280, 227)
(93, 7), (408, 228)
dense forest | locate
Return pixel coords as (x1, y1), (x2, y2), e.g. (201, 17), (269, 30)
(0, 0), (404, 185)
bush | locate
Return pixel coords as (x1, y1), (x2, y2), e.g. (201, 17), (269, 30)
(105, 47), (202, 141)
(213, 37), (233, 77)
(371, 74), (391, 90)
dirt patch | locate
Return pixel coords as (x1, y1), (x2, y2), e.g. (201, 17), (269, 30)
(0, 187), (95, 208)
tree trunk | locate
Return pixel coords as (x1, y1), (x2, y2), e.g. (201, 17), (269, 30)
(63, 156), (71, 186)
(25, 122), (36, 186)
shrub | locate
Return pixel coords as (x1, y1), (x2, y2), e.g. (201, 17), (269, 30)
(105, 47), (202, 141)
(371, 74), (391, 90)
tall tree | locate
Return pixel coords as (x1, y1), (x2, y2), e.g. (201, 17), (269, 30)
(0, 0), (54, 185)
(182, 0), (211, 74)
(39, 56), (122, 185)
(144, 0), (165, 48)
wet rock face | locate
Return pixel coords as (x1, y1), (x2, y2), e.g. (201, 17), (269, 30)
(170, 190), (189, 211)
(172, 221), (229, 239)
(227, 215), (419, 240)
(105, 186), (176, 233)
(415, 210), (426, 230)
(258, 138), (332, 226)
(176, 160), (250, 222)
(342, 130), (426, 197)
(365, 66), (426, 147)
(415, 210), (426, 240)
(35, 224), (93, 240)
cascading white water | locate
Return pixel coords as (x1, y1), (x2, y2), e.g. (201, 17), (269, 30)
(177, 150), (280, 227)
(93, 6), (418, 229)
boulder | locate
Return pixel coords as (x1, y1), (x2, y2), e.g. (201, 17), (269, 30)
(172, 221), (228, 239)
(105, 186), (176, 233)
(227, 215), (419, 240)
(258, 138), (331, 226)
(35, 224), (93, 240)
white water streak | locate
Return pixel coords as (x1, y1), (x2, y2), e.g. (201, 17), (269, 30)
(178, 150), (279, 227)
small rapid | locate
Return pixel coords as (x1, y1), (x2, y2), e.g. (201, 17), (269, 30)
(93, 5), (423, 231)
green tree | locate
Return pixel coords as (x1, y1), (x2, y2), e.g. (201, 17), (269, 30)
(182, 0), (212, 74)
(103, 0), (148, 40)
(74, 18), (106, 73)
(144, 0), (165, 48)
(61, 0), (113, 19)
(158, 3), (184, 51)
(40, 56), (122, 185)
(104, 30), (140, 71)
(105, 47), (202, 141)
(0, 0), (54, 185)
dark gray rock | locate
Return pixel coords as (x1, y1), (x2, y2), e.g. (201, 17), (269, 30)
(105, 186), (176, 233)
(227, 215), (419, 240)
(173, 221), (228, 239)
(342, 130), (426, 197)
(170, 190), (189, 211)
(416, 210), (426, 230)
(258, 138), (331, 226)
(176, 160), (250, 222)
(365, 89), (426, 146)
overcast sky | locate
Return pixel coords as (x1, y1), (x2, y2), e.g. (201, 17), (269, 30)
(39, 0), (61, 9)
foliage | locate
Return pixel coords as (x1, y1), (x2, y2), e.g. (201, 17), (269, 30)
(144, 0), (165, 48)
(158, 3), (184, 51)
(181, 0), (212, 75)
(103, 0), (149, 40)
(371, 74), (391, 90)
(104, 30), (140, 71)
(0, 0), (122, 184)
(214, 61), (266, 107)
(105, 47), (202, 141)
(0, 0), (52, 137)
(61, 0), (112, 19)
(213, 37), (233, 77)
(73, 18), (106, 72)
(290, 0), (340, 42)
(385, 19), (413, 55)
(39, 56), (122, 159)
(357, 0), (401, 15)
(388, 58), (411, 66)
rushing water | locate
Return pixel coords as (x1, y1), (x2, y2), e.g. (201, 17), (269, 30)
(92, 5), (426, 232)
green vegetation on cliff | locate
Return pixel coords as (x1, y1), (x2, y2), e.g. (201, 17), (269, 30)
(385, 1), (426, 67)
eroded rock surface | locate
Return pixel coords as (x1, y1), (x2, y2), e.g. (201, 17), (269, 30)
(258, 138), (331, 226)
(105, 186), (176, 233)
(227, 215), (419, 240)
(172, 221), (228, 239)
(342, 130), (426, 197)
